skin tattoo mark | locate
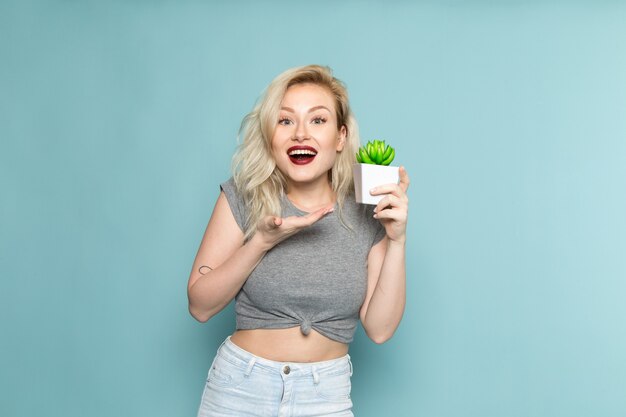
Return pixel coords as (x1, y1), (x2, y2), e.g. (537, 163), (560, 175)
(199, 265), (213, 275)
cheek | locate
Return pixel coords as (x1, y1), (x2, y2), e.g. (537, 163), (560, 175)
(270, 147), (282, 164)
(271, 128), (290, 148)
(270, 136), (283, 155)
(270, 144), (288, 167)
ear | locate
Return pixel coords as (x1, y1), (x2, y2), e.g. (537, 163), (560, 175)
(336, 125), (347, 152)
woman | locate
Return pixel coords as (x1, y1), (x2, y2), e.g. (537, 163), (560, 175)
(188, 64), (409, 416)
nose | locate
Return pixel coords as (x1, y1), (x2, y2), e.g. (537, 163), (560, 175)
(293, 121), (309, 141)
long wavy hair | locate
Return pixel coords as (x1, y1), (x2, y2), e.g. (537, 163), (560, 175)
(231, 64), (360, 241)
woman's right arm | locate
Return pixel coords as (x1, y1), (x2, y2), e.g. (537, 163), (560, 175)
(187, 191), (264, 322)
(187, 191), (333, 323)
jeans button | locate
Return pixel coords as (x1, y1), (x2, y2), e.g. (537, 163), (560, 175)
(282, 365), (290, 375)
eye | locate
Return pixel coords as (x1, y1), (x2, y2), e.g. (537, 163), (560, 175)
(311, 116), (327, 125)
(278, 117), (293, 126)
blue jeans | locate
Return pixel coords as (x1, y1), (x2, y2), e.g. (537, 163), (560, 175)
(196, 336), (354, 417)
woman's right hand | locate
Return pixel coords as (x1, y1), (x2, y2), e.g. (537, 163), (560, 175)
(187, 193), (333, 322)
(253, 205), (334, 251)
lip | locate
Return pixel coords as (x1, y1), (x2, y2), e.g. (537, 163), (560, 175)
(287, 145), (318, 165)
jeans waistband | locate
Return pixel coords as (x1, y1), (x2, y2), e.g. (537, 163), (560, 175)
(217, 336), (352, 377)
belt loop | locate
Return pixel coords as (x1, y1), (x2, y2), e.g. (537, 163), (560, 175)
(213, 337), (228, 361)
(312, 366), (320, 385)
(347, 355), (353, 377)
(244, 357), (256, 377)
(218, 337), (229, 352)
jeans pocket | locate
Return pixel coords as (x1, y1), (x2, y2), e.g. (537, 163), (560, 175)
(314, 370), (352, 402)
(206, 356), (247, 389)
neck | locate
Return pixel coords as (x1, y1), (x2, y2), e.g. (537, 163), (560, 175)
(285, 177), (336, 212)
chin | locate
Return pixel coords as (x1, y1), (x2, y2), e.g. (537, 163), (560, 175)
(284, 170), (326, 185)
(278, 160), (333, 186)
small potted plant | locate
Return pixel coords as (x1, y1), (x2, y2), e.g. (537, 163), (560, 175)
(353, 139), (400, 204)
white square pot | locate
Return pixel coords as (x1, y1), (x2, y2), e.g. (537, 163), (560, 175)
(353, 163), (400, 205)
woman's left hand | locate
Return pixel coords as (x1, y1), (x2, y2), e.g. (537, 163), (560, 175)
(371, 166), (410, 244)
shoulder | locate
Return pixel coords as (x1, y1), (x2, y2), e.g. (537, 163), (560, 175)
(220, 177), (239, 196)
(219, 177), (247, 232)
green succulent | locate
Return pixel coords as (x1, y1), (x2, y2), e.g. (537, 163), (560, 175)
(355, 139), (395, 166)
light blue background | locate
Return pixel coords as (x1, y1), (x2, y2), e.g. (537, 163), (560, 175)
(2, 1), (625, 416)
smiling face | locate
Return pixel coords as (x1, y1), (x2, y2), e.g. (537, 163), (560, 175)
(272, 83), (347, 190)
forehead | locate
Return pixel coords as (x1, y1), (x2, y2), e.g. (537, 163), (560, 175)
(281, 83), (336, 111)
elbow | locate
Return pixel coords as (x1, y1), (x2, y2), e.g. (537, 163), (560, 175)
(366, 328), (396, 345)
(187, 285), (215, 323)
(188, 304), (212, 323)
(362, 316), (398, 344)
(370, 333), (393, 345)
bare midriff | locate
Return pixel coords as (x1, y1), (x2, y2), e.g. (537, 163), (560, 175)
(230, 328), (349, 362)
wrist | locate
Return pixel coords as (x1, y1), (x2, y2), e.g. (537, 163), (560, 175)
(387, 236), (406, 247)
(248, 232), (273, 253)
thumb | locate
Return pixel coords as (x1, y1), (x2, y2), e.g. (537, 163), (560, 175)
(263, 215), (282, 230)
(399, 166), (410, 192)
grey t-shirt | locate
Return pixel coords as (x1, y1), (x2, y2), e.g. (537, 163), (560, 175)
(220, 178), (386, 344)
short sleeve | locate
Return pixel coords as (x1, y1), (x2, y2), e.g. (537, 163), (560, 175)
(219, 177), (247, 233)
(358, 201), (387, 248)
(372, 218), (386, 246)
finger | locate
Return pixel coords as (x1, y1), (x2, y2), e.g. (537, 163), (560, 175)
(369, 167), (410, 197)
(373, 207), (407, 222)
(370, 183), (406, 200)
(399, 166), (410, 193)
(373, 194), (399, 213)
(285, 205), (334, 229)
(302, 205), (334, 225)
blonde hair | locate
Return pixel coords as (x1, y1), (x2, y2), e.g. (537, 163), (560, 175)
(231, 64), (360, 240)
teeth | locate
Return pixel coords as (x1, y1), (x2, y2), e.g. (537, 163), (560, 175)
(288, 149), (317, 156)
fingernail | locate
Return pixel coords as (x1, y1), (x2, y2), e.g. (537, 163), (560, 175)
(369, 188), (377, 195)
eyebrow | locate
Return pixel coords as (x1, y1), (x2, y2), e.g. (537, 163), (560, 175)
(280, 105), (332, 113)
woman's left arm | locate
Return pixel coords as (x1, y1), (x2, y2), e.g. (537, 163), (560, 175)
(360, 166), (410, 344)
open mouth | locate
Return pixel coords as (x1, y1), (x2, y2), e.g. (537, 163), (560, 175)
(287, 146), (317, 165)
